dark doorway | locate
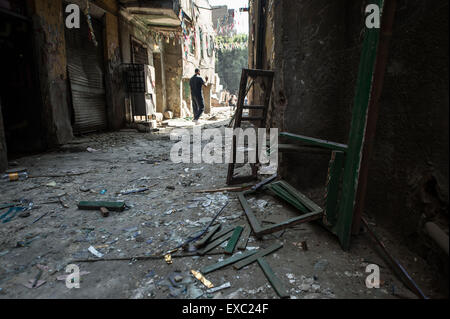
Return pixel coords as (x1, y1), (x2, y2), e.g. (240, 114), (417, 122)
(0, 9), (44, 158)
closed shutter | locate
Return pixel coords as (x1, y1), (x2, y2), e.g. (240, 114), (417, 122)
(65, 15), (107, 134)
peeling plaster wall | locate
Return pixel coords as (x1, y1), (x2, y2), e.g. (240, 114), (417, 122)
(29, 0), (73, 146)
(250, 0), (449, 245)
(104, 9), (126, 130)
(164, 39), (183, 117)
(0, 101), (7, 172)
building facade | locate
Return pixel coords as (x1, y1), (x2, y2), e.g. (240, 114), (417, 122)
(248, 0), (448, 272)
(0, 0), (218, 170)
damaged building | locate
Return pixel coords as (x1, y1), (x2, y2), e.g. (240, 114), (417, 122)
(0, 0), (448, 302)
(0, 0), (220, 169)
(248, 0), (448, 292)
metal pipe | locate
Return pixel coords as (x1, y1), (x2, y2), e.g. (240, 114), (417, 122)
(425, 222), (449, 255)
(362, 217), (428, 299)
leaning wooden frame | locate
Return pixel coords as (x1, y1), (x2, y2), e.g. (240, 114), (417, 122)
(237, 180), (323, 238)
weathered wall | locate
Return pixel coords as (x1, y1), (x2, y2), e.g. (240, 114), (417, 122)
(367, 0), (449, 239)
(153, 52), (165, 113)
(164, 39), (183, 117)
(104, 5), (126, 130)
(250, 0), (449, 249)
(29, 0), (73, 146)
(0, 101), (7, 172)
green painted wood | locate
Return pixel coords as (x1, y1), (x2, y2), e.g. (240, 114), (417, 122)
(275, 181), (323, 213)
(200, 250), (258, 274)
(194, 224), (221, 248)
(224, 226), (244, 254)
(77, 201), (126, 212)
(267, 184), (309, 213)
(258, 211), (323, 235)
(324, 151), (345, 227)
(280, 132), (348, 152)
(238, 192), (264, 234)
(209, 226), (235, 242)
(197, 231), (233, 256)
(257, 257), (290, 298)
(335, 0), (384, 250)
(233, 242), (283, 270)
(236, 225), (251, 250)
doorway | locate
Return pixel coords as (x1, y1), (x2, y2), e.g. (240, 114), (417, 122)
(0, 8), (44, 158)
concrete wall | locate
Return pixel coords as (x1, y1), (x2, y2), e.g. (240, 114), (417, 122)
(0, 101), (7, 173)
(29, 0), (73, 146)
(250, 0), (449, 247)
(103, 3), (126, 130)
(163, 38), (183, 117)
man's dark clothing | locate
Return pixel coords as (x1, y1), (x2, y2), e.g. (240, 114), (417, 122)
(190, 74), (206, 121)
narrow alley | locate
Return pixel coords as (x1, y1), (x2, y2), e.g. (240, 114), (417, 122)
(0, 108), (444, 299)
(0, 0), (448, 305)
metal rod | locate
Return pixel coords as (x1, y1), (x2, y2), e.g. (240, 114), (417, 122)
(362, 217), (428, 299)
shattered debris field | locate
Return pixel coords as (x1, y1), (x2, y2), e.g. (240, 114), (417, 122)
(0, 111), (442, 299)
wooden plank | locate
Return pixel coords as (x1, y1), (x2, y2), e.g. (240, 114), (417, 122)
(238, 192), (263, 235)
(200, 250), (258, 275)
(278, 144), (330, 154)
(352, 0), (397, 236)
(224, 226), (244, 255)
(194, 224), (221, 248)
(197, 231), (234, 256)
(324, 151), (345, 227)
(233, 242), (283, 270)
(77, 201), (126, 212)
(239, 183), (323, 238)
(236, 225), (251, 250)
(334, 0), (384, 250)
(280, 132), (348, 152)
(276, 181), (323, 213)
(209, 226), (235, 242)
(268, 184), (309, 213)
(257, 257), (290, 298)
(258, 212), (323, 236)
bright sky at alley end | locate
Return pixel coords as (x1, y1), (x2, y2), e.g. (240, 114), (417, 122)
(208, 0), (249, 34)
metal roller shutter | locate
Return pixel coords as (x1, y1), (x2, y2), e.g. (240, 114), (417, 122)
(65, 14), (107, 134)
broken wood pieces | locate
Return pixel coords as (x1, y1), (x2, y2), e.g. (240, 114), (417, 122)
(197, 230), (234, 256)
(200, 250), (258, 275)
(236, 225), (251, 251)
(257, 257), (290, 298)
(194, 224), (221, 248)
(224, 226), (244, 255)
(233, 242), (283, 270)
(238, 181), (323, 238)
(100, 207), (109, 217)
(209, 226), (235, 242)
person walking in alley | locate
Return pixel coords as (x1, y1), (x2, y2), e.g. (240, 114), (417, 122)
(189, 68), (208, 125)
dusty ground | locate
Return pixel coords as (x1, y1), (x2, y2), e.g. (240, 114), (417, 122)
(0, 108), (444, 299)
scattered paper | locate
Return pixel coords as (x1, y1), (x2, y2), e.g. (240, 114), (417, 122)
(88, 246), (104, 258)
